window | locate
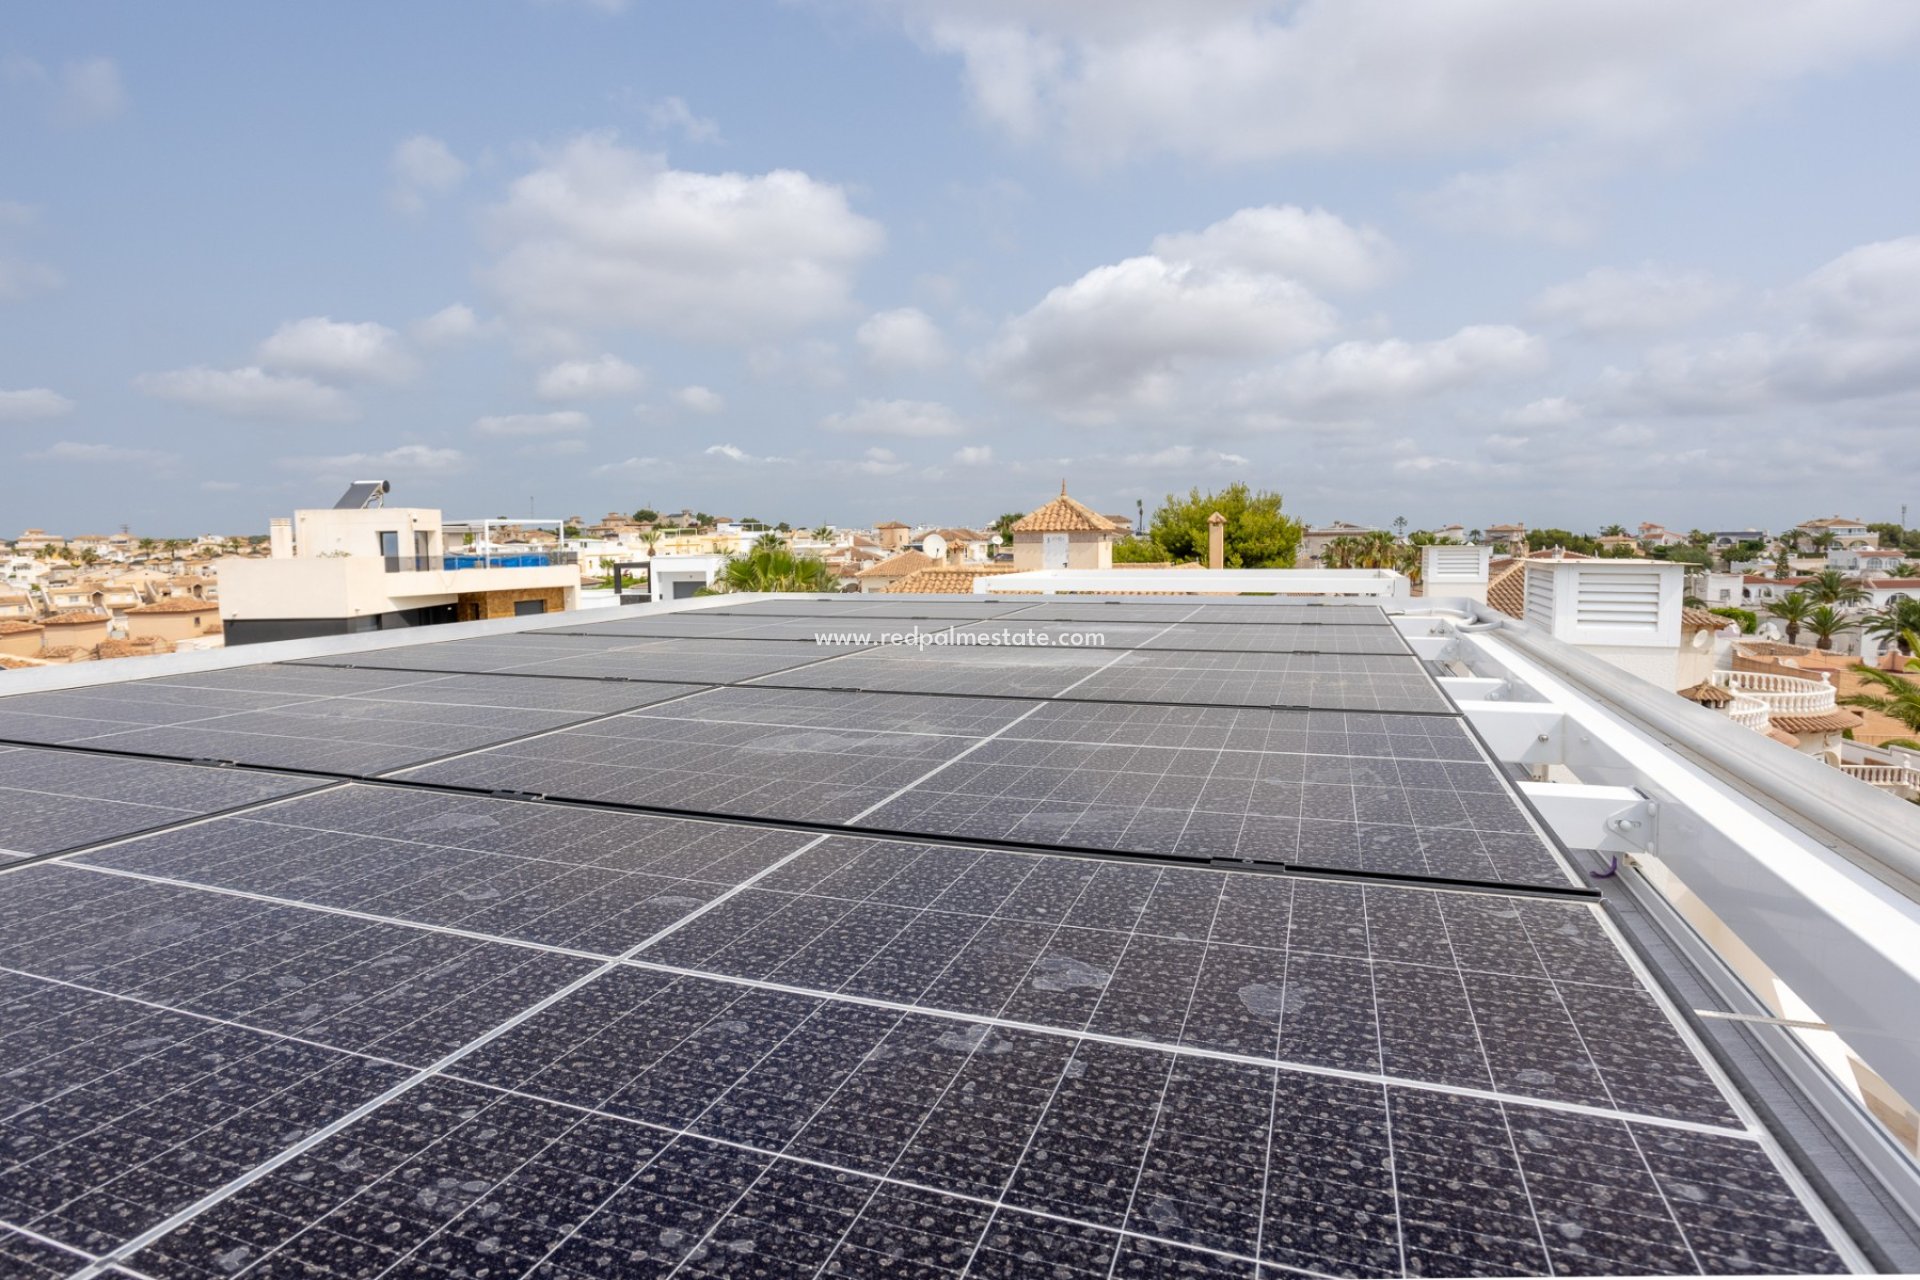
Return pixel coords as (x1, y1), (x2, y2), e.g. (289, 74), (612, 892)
(377, 530), (400, 558)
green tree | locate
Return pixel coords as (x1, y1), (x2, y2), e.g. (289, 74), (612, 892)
(632, 508), (659, 524)
(1111, 535), (1166, 564)
(1764, 590), (1816, 645)
(1804, 568), (1869, 607)
(992, 512), (1024, 543)
(710, 544), (838, 593)
(1803, 604), (1853, 651)
(810, 524), (832, 539)
(1599, 523), (1627, 537)
(1841, 667), (1920, 733)
(1527, 528), (1600, 556)
(1808, 529), (1838, 555)
(1709, 606), (1758, 634)
(1862, 599), (1920, 655)
(1147, 484), (1303, 568)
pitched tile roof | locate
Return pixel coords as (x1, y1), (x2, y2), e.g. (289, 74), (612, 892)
(1486, 557), (1526, 619)
(1011, 489), (1122, 534)
(855, 549), (936, 578)
(126, 597), (220, 613)
(1678, 681), (1736, 706)
(882, 565), (1018, 594)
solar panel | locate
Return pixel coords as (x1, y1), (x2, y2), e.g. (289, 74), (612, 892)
(1002, 601), (1394, 625)
(0, 595), (1865, 1278)
(0, 747), (323, 858)
(76, 786), (815, 954)
(299, 634), (865, 684)
(396, 690), (1042, 824)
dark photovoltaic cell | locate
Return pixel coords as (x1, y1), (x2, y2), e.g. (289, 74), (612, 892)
(707, 599), (1033, 619)
(0, 666), (707, 776)
(1136, 623), (1413, 655)
(396, 689), (1040, 824)
(0, 747), (323, 858)
(0, 594), (1864, 1279)
(302, 634), (864, 684)
(0, 864), (595, 1064)
(76, 786), (813, 955)
(1003, 601), (1394, 626)
(857, 708), (1572, 887)
(0, 968), (407, 1258)
(635, 837), (1706, 1119)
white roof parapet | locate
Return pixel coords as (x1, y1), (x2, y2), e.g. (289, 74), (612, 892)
(972, 568), (1412, 597)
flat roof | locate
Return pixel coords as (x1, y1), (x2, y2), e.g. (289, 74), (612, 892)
(0, 594), (1886, 1276)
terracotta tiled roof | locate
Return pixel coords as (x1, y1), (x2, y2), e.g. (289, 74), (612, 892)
(0, 655), (39, 669)
(1011, 492), (1121, 534)
(127, 597), (219, 613)
(0, 620), (45, 635)
(874, 521), (910, 530)
(36, 645), (88, 659)
(882, 565), (1018, 594)
(1769, 709), (1864, 735)
(856, 550), (936, 579)
(1486, 558), (1525, 619)
(1678, 681), (1736, 706)
(96, 637), (173, 659)
(39, 610), (107, 625)
(1681, 607), (1728, 630)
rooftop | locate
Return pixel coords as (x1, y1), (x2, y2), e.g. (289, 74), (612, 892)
(1010, 486), (1123, 534)
(0, 590), (1914, 1276)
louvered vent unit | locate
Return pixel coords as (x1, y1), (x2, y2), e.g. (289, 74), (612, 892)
(1574, 568), (1663, 634)
(1429, 545), (1483, 580)
(1524, 564), (1555, 630)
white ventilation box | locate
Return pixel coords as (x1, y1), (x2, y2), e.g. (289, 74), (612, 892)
(1522, 560), (1684, 683)
(1420, 544), (1492, 604)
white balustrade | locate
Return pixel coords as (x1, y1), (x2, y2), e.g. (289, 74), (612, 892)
(1709, 668), (1839, 715)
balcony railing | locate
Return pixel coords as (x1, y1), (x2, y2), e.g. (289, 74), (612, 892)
(1709, 668), (1838, 715)
(1725, 693), (1772, 732)
(383, 551), (578, 573)
(1837, 762), (1920, 791)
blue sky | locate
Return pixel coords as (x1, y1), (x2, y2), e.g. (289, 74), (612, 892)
(5, 1), (1920, 535)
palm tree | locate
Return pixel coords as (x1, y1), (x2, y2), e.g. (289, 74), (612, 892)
(1804, 568), (1869, 608)
(753, 532), (785, 554)
(1862, 599), (1920, 655)
(1764, 591), (1815, 645)
(1841, 666), (1920, 733)
(1322, 535), (1361, 569)
(1600, 523), (1626, 537)
(1803, 605), (1852, 652)
(1809, 529), (1838, 556)
(712, 545), (838, 593)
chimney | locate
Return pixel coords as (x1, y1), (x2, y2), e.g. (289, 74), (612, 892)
(1207, 512), (1225, 570)
(268, 517), (293, 559)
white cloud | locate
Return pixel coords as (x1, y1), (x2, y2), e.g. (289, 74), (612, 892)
(1118, 444), (1250, 469)
(1799, 235), (1920, 334)
(482, 133), (884, 340)
(7, 56), (127, 126)
(473, 410), (591, 437)
(535, 354), (646, 400)
(856, 307), (950, 371)
(1252, 324), (1548, 410)
(135, 366), (358, 422)
(980, 253), (1336, 421)
(1502, 396), (1582, 427)
(953, 444), (994, 465)
(884, 2), (1920, 165)
(706, 443), (751, 461)
(1600, 235), (1920, 414)
(280, 444), (467, 474)
(821, 397), (965, 438)
(593, 454), (670, 476)
(855, 447), (910, 476)
(389, 135), (468, 215)
(1532, 264), (1729, 335)
(257, 317), (415, 383)
(0, 387), (75, 421)
(674, 385), (725, 414)
(747, 340), (846, 389)
(411, 303), (490, 345)
(0, 258), (62, 301)
(642, 95), (721, 143)
(27, 441), (170, 465)
(1150, 206), (1396, 293)
(1416, 157), (1603, 246)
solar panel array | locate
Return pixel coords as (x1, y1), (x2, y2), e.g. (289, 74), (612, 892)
(0, 596), (1857, 1278)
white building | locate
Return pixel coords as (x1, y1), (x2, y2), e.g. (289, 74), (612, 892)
(218, 482), (580, 645)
